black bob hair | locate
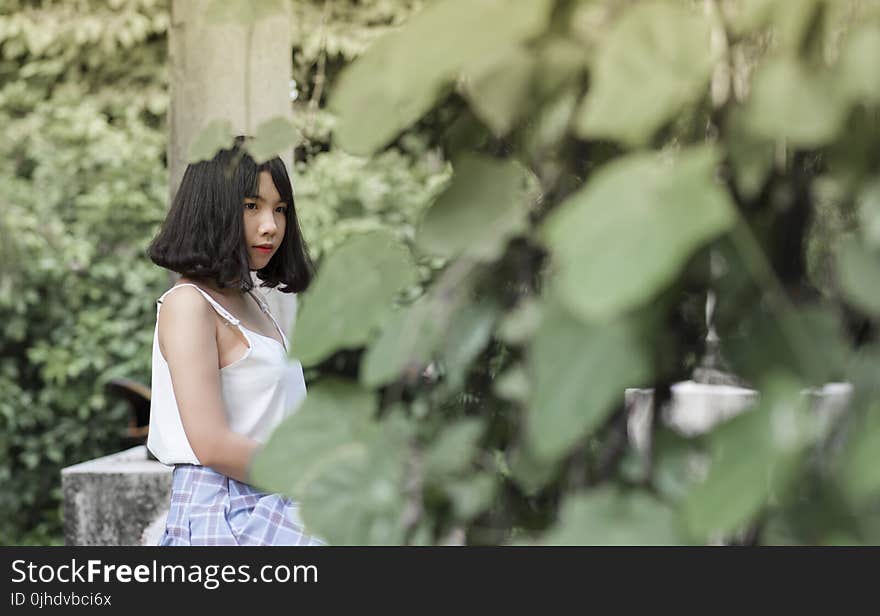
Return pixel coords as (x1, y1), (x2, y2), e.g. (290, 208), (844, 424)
(149, 135), (313, 294)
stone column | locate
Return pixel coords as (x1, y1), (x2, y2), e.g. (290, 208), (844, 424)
(167, 0), (297, 331)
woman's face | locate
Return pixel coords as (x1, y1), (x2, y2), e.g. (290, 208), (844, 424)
(243, 170), (287, 270)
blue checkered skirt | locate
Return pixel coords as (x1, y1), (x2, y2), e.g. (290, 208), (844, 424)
(157, 464), (327, 546)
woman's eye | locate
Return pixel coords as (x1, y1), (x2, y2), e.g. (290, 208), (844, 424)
(276, 206), (288, 213)
(244, 202), (256, 210)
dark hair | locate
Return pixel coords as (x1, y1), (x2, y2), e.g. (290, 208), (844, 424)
(149, 135), (313, 293)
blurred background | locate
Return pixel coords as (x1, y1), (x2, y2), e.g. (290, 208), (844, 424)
(2, 0), (880, 546)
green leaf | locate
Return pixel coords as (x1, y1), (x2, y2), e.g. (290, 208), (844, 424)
(531, 487), (682, 545)
(424, 418), (484, 478)
(439, 301), (499, 392)
(359, 296), (446, 388)
(292, 231), (418, 366)
(836, 238), (880, 316)
(574, 1), (714, 147)
(446, 473), (498, 521)
(461, 45), (536, 137)
(837, 25), (880, 106)
(525, 302), (651, 462)
(330, 0), (553, 154)
(416, 154), (533, 262)
(838, 402), (880, 505)
(742, 57), (848, 148)
(540, 146), (736, 320)
(299, 412), (413, 545)
(245, 116), (301, 163)
(857, 180), (880, 249)
(250, 379), (377, 499)
(187, 119), (234, 163)
(205, 0), (286, 26)
(682, 376), (816, 542)
(497, 298), (543, 345)
(493, 364), (530, 403)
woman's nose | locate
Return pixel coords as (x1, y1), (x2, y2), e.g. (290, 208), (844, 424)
(258, 211), (277, 235)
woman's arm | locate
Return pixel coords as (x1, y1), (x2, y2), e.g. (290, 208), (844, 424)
(157, 287), (261, 485)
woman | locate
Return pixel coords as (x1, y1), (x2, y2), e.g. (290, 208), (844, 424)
(146, 136), (325, 545)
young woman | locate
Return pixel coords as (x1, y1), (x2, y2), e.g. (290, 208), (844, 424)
(146, 136), (325, 546)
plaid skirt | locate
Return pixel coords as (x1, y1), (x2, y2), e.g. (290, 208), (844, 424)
(157, 464), (327, 546)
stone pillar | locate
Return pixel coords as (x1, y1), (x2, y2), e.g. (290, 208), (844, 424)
(61, 445), (172, 546)
(167, 0), (298, 327)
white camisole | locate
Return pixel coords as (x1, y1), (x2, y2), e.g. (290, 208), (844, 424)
(146, 283), (306, 466)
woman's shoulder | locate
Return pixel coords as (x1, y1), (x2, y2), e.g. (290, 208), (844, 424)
(158, 283), (217, 333)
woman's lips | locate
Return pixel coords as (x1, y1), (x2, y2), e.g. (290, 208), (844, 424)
(255, 246), (273, 254)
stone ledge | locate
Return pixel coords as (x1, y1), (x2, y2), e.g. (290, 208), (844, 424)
(61, 445), (171, 546)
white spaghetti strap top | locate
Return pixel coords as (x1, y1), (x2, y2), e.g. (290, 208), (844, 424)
(146, 283), (306, 466)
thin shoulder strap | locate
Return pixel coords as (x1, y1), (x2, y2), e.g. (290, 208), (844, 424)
(158, 283), (240, 326)
(247, 290), (288, 346)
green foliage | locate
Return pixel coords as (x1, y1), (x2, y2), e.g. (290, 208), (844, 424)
(252, 0), (880, 545)
(0, 0), (170, 545)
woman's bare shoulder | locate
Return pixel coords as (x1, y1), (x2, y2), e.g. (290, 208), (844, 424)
(158, 285), (217, 353)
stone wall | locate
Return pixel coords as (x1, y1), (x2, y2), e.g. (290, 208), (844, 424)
(61, 445), (171, 546)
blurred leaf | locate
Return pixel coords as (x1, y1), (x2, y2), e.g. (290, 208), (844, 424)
(525, 301), (651, 462)
(725, 304), (849, 387)
(837, 25), (880, 106)
(440, 301), (499, 392)
(493, 363), (530, 403)
(425, 418), (484, 478)
(837, 238), (880, 315)
(416, 155), (533, 262)
(541, 146), (736, 320)
(682, 376), (817, 542)
(497, 298), (543, 345)
(187, 119), (234, 163)
(742, 57), (848, 148)
(446, 473), (498, 520)
(838, 402), (880, 505)
(360, 297), (443, 387)
(251, 378), (378, 499)
(461, 45), (536, 137)
(857, 180), (880, 249)
(299, 412), (413, 545)
(575, 1), (714, 147)
(292, 231), (418, 366)
(531, 487), (682, 545)
(246, 116), (301, 163)
(330, 0), (553, 154)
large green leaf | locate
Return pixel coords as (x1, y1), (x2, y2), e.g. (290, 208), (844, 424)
(291, 231), (418, 366)
(839, 402), (880, 506)
(529, 487), (682, 545)
(574, 1), (714, 147)
(424, 418), (485, 479)
(525, 301), (651, 463)
(246, 116), (301, 163)
(460, 45), (536, 137)
(187, 119), (234, 163)
(250, 379), (378, 498)
(682, 377), (817, 542)
(742, 57), (848, 148)
(439, 300), (499, 393)
(836, 238), (880, 316)
(299, 413), (412, 545)
(330, 0), (553, 155)
(416, 154), (533, 262)
(359, 296), (446, 387)
(837, 25), (880, 106)
(540, 146), (736, 320)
